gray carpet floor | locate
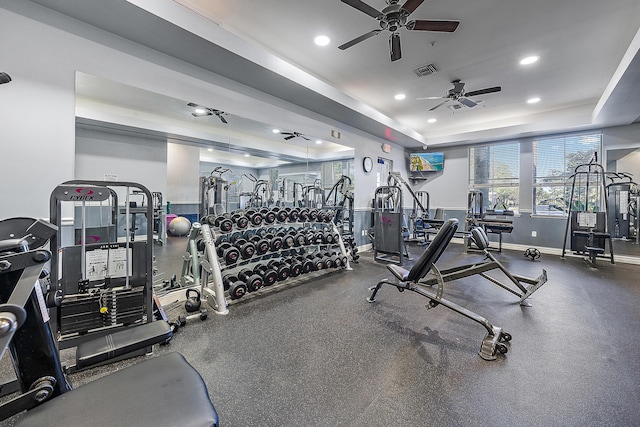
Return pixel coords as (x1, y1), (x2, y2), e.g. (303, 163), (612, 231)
(2, 236), (640, 426)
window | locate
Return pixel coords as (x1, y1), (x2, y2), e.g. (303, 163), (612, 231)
(469, 142), (520, 212)
(533, 133), (602, 216)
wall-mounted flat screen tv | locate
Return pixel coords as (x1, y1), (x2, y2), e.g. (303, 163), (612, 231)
(409, 152), (444, 173)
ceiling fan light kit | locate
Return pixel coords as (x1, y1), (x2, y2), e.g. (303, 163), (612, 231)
(339, 0), (459, 62)
(187, 102), (228, 124)
(418, 80), (502, 111)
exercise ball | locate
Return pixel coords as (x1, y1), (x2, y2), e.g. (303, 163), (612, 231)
(168, 216), (191, 237)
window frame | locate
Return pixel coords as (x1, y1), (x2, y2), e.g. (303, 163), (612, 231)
(532, 132), (602, 217)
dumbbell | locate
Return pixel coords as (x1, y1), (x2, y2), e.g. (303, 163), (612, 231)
(276, 208), (289, 223)
(293, 231), (306, 247)
(215, 234), (229, 245)
(245, 209), (263, 227)
(265, 233), (283, 252)
(288, 208), (300, 222)
(234, 238), (256, 259)
(250, 235), (270, 256)
(295, 256), (314, 274)
(238, 268), (264, 292)
(316, 210), (326, 222)
(322, 230), (335, 244)
(254, 263), (278, 286)
(298, 208), (310, 222)
(229, 231), (243, 244)
(324, 210), (335, 222)
(267, 260), (291, 281)
(216, 242), (240, 265)
(282, 232), (296, 249)
(261, 208), (276, 224)
(305, 252), (324, 271)
(308, 209), (318, 221)
(232, 213), (249, 229)
(284, 257), (302, 277)
(215, 215), (234, 232)
(322, 253), (334, 269)
(222, 274), (247, 300)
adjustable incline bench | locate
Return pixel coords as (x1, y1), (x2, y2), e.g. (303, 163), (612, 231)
(367, 219), (512, 360)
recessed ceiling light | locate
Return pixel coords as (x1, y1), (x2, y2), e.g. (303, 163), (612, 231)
(244, 153), (250, 157)
(315, 139), (323, 145)
(527, 97), (541, 104)
(207, 148), (213, 152)
(427, 118), (437, 123)
(394, 93), (406, 101)
(272, 128), (280, 134)
(314, 35), (330, 46)
(520, 55), (539, 65)
(194, 108), (207, 115)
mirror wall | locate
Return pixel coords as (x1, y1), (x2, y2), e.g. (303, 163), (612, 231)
(74, 72), (355, 221)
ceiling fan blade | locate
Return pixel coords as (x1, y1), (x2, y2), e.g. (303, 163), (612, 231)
(191, 111), (212, 117)
(417, 96), (445, 100)
(284, 135), (296, 140)
(340, 0), (383, 19)
(389, 33), (402, 62)
(464, 86), (502, 97)
(459, 97), (478, 108)
(401, 0), (426, 15)
(338, 29), (382, 50)
(408, 20), (460, 32)
(187, 102), (199, 108)
(218, 115), (228, 124)
(429, 100), (449, 111)
(301, 136), (311, 141)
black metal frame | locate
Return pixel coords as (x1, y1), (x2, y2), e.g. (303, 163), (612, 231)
(367, 219), (512, 360)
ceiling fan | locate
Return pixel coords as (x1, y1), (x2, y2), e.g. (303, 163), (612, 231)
(419, 80), (502, 111)
(280, 131), (310, 141)
(187, 102), (229, 124)
(338, 0), (460, 62)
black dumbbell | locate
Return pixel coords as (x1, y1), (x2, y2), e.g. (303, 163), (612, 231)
(215, 234), (229, 245)
(285, 257), (302, 277)
(250, 235), (270, 256)
(264, 209), (277, 224)
(288, 208), (300, 222)
(308, 209), (318, 221)
(305, 252), (324, 271)
(222, 273), (238, 291)
(316, 210), (326, 222)
(269, 234), (283, 252)
(234, 238), (256, 259)
(293, 232), (306, 247)
(282, 233), (296, 249)
(195, 238), (205, 252)
(245, 210), (263, 227)
(229, 281), (247, 300)
(254, 263), (278, 286)
(267, 260), (291, 281)
(299, 209), (310, 222)
(238, 268), (264, 292)
(215, 215), (233, 232)
(229, 231), (243, 244)
(233, 213), (249, 229)
(322, 254), (334, 269)
(296, 256), (314, 274)
(216, 242), (240, 265)
(276, 209), (289, 223)
(323, 231), (334, 244)
(324, 210), (335, 222)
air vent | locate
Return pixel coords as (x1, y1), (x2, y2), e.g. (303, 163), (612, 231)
(413, 63), (439, 77)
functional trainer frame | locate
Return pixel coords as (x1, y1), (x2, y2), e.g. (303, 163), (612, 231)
(367, 219), (512, 360)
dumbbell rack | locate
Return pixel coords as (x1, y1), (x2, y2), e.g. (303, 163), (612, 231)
(180, 207), (351, 313)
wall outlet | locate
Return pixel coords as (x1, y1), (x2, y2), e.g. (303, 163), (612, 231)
(531, 230), (537, 237)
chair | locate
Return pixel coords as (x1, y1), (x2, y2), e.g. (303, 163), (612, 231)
(367, 219), (511, 360)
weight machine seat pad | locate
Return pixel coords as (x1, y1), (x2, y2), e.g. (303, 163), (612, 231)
(16, 352), (219, 427)
(76, 320), (172, 368)
(471, 227), (490, 250)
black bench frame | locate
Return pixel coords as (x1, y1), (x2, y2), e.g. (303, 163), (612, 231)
(367, 219), (511, 361)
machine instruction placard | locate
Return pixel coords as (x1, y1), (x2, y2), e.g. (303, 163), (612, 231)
(85, 246), (132, 281)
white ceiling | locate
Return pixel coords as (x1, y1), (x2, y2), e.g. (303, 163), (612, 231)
(29, 0), (640, 149)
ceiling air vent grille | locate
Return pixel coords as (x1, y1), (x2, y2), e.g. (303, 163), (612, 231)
(413, 63), (439, 77)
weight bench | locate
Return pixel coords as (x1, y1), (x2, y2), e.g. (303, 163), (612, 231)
(75, 320), (173, 369)
(367, 219), (512, 361)
(447, 226), (548, 306)
(15, 352), (219, 427)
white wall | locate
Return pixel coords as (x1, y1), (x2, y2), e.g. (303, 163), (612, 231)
(167, 143), (200, 205)
(0, 8), (76, 218)
(413, 146), (469, 210)
(616, 149), (640, 178)
(75, 127), (167, 196)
